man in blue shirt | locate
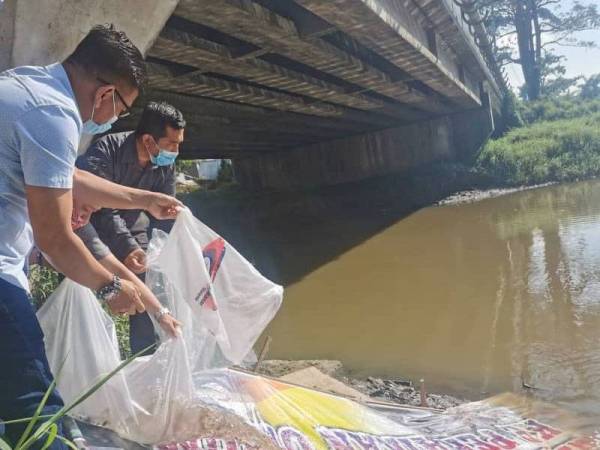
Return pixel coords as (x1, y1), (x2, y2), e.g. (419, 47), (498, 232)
(0, 25), (180, 448)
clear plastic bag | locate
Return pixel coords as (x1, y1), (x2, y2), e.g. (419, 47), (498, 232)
(37, 209), (283, 445)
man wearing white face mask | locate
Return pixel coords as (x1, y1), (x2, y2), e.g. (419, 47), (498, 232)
(76, 101), (185, 354)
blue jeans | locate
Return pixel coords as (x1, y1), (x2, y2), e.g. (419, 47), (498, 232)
(0, 278), (66, 449)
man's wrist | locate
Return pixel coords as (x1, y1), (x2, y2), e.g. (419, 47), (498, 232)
(96, 274), (122, 302)
(139, 190), (154, 212)
(154, 306), (170, 321)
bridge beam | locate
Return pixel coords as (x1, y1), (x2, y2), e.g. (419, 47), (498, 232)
(174, 0), (454, 115)
(294, 0), (481, 107)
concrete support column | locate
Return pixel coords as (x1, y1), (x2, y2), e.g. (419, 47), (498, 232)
(450, 93), (495, 162)
(1, 0), (180, 71)
(0, 0), (17, 71)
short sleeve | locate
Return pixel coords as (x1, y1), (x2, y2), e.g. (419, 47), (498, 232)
(16, 105), (79, 189)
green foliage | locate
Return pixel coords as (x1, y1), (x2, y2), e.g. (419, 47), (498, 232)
(580, 74), (600, 100)
(497, 90), (524, 136)
(175, 159), (197, 173)
(476, 113), (600, 185)
(518, 97), (600, 124)
(216, 159), (234, 184)
(112, 314), (131, 360)
(479, 0), (600, 101)
(28, 266), (62, 310)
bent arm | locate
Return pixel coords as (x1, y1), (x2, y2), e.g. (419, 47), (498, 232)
(73, 168), (152, 211)
(98, 253), (160, 314)
(73, 169), (182, 219)
(26, 185), (113, 290)
(98, 253), (180, 337)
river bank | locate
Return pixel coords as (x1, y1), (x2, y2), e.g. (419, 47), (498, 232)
(257, 360), (465, 410)
(436, 182), (556, 206)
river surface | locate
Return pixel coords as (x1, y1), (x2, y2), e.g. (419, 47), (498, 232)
(264, 179), (600, 419)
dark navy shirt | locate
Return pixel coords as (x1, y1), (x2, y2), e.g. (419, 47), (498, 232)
(76, 131), (175, 261)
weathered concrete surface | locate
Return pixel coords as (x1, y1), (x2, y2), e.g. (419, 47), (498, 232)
(0, 0), (16, 70)
(1, 0), (179, 70)
(234, 104), (493, 190)
(451, 96), (495, 162)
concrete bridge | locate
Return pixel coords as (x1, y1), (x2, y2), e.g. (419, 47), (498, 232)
(1, 0), (506, 189)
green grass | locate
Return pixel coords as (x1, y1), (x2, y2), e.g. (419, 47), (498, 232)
(28, 266), (130, 359)
(476, 113), (600, 186)
(28, 265), (63, 311)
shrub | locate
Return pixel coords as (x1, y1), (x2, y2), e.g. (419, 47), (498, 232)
(476, 113), (600, 185)
(518, 97), (600, 125)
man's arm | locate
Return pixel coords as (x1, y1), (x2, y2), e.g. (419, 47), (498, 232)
(16, 105), (143, 314)
(26, 185), (145, 314)
(73, 168), (182, 219)
(98, 253), (181, 337)
(28, 186), (111, 290)
(91, 208), (142, 263)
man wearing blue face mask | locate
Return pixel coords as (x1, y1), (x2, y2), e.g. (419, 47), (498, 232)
(0, 24), (187, 449)
(76, 101), (185, 353)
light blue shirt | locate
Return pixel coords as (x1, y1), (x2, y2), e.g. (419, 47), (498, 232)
(0, 63), (82, 290)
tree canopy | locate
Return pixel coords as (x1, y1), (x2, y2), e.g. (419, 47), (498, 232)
(476, 0), (600, 101)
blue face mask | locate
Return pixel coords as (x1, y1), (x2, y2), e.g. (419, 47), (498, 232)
(82, 91), (118, 135)
(150, 148), (178, 167)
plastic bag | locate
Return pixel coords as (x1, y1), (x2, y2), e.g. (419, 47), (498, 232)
(145, 209), (283, 369)
(37, 209), (283, 445)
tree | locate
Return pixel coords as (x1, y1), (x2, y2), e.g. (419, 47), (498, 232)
(536, 52), (581, 98)
(477, 0), (600, 101)
(580, 74), (600, 99)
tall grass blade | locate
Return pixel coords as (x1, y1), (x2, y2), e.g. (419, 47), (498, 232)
(20, 343), (155, 450)
(0, 436), (12, 450)
(39, 424), (58, 450)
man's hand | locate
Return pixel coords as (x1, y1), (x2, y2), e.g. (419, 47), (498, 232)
(106, 279), (145, 315)
(158, 313), (182, 338)
(71, 198), (100, 230)
(123, 248), (147, 274)
(144, 192), (183, 220)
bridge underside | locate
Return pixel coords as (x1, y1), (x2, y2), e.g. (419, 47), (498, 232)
(113, 0), (501, 172)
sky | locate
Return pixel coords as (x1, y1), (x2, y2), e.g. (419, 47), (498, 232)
(505, 1), (600, 89)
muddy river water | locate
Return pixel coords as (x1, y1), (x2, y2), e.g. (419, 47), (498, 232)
(264, 179), (600, 419)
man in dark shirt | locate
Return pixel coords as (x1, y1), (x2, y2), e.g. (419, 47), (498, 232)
(76, 101), (185, 353)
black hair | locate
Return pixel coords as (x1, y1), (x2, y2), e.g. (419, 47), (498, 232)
(65, 24), (147, 90)
(135, 101), (186, 140)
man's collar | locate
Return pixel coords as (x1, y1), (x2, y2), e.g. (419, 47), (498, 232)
(123, 132), (140, 164)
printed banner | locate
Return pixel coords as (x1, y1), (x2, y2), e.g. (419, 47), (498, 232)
(157, 369), (599, 450)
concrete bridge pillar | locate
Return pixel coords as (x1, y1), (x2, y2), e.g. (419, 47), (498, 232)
(0, 0), (179, 70)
